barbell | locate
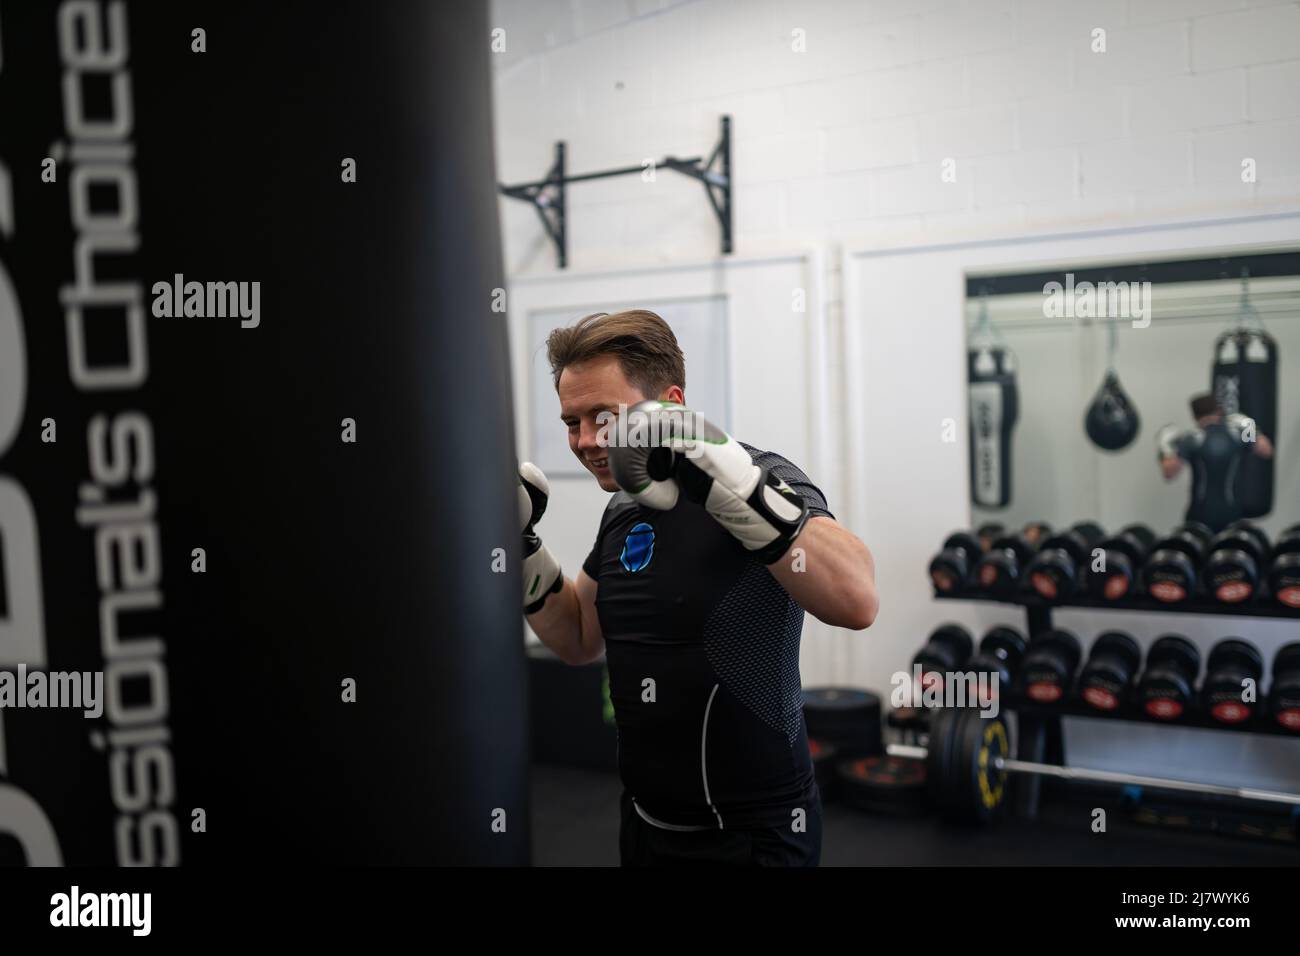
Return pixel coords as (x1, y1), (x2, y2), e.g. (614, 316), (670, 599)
(890, 708), (1300, 825)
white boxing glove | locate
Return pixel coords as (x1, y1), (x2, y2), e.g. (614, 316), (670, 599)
(607, 401), (809, 563)
(519, 462), (563, 613)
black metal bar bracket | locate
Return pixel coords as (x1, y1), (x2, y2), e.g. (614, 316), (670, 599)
(498, 115), (732, 269)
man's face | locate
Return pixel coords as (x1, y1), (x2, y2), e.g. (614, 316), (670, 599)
(558, 354), (672, 492)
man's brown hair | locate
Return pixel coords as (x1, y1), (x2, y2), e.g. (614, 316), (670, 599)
(546, 309), (685, 397)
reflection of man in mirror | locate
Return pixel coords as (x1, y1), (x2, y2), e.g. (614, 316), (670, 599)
(1157, 393), (1274, 533)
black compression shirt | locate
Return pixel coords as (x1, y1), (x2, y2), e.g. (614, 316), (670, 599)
(1171, 422), (1248, 533)
(582, 444), (832, 830)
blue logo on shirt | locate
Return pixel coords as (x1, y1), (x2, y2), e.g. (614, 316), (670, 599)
(620, 522), (655, 572)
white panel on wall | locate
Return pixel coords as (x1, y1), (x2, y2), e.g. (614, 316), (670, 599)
(526, 296), (731, 475)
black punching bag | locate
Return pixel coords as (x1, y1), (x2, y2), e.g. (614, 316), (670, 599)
(969, 346), (1018, 509)
(1213, 328), (1279, 518)
(1084, 370), (1140, 451)
(0, 2), (528, 865)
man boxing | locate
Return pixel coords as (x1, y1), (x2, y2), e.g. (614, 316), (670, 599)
(519, 309), (877, 866)
(1157, 392), (1274, 533)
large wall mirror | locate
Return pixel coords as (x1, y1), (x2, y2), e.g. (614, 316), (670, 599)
(964, 250), (1299, 544)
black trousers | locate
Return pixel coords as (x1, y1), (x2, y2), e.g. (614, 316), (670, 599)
(619, 789), (822, 867)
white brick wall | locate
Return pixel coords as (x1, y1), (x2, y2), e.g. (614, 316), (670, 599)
(491, 0), (1300, 272)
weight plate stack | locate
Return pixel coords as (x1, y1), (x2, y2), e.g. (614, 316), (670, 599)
(926, 708), (1009, 825)
(955, 709), (1010, 826)
(802, 688), (883, 757)
(836, 756), (927, 816)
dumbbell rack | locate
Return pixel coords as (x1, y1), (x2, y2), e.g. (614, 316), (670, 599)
(933, 590), (1300, 822)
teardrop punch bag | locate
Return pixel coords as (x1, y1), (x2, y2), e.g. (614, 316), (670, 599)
(968, 298), (1019, 509)
(0, 1), (527, 865)
(1085, 319), (1140, 451)
(1212, 276), (1278, 517)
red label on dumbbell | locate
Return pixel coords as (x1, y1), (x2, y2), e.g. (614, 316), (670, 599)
(932, 571), (954, 592)
(1278, 587), (1300, 608)
(1031, 572), (1057, 599)
(1149, 581), (1186, 602)
(979, 565), (997, 587)
(1104, 575), (1129, 600)
(1277, 709), (1300, 731)
(921, 671), (941, 691)
(1145, 697), (1183, 719)
(1027, 682), (1062, 702)
(1211, 701), (1250, 724)
(1082, 686), (1118, 711)
(1214, 581), (1253, 603)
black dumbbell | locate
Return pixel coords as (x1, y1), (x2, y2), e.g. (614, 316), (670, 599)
(1078, 631), (1141, 712)
(1021, 520), (1053, 548)
(1137, 635), (1201, 720)
(1013, 628), (1082, 703)
(1201, 638), (1264, 726)
(929, 531), (986, 594)
(1202, 523), (1270, 604)
(967, 626), (1027, 700)
(1268, 642), (1300, 732)
(1026, 521), (1107, 600)
(975, 522), (1051, 595)
(975, 523), (1006, 551)
(913, 624), (974, 693)
(1143, 522), (1213, 603)
(1226, 519), (1271, 555)
(1085, 524), (1156, 601)
(1267, 526), (1300, 609)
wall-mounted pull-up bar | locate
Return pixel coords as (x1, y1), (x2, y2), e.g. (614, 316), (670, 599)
(498, 115), (732, 269)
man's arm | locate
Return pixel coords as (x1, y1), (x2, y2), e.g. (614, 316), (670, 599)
(527, 571), (605, 665)
(767, 517), (877, 630)
(518, 462), (605, 665)
(1157, 425), (1188, 480)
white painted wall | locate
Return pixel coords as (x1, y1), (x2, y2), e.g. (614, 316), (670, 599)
(492, 0), (1300, 270)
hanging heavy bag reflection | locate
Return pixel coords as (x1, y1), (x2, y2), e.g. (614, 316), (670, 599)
(1085, 370), (1140, 451)
(969, 346), (1019, 508)
(1212, 327), (1278, 518)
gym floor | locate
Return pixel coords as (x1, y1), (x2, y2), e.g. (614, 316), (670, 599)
(531, 765), (1298, 866)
